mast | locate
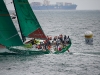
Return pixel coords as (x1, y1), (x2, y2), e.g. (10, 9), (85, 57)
(12, 0), (25, 42)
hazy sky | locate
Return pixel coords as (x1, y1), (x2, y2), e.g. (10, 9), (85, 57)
(5, 0), (100, 10)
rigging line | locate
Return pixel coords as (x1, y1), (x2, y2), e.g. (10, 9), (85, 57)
(0, 31), (19, 41)
(5, 33), (19, 41)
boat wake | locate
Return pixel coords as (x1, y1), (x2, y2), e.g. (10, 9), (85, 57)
(72, 52), (100, 56)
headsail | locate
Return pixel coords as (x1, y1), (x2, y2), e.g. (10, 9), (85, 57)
(13, 0), (47, 39)
(0, 0), (23, 47)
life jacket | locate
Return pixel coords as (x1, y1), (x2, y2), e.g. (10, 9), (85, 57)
(44, 40), (47, 44)
(35, 39), (40, 45)
(33, 40), (36, 44)
(48, 45), (51, 50)
(58, 45), (62, 51)
(48, 36), (52, 40)
(36, 45), (42, 49)
(24, 43), (33, 48)
(58, 47), (62, 51)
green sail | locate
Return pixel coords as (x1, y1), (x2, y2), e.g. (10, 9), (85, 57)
(0, 0), (23, 47)
(13, 0), (46, 39)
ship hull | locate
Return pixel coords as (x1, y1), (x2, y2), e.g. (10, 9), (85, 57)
(31, 5), (77, 10)
(7, 44), (71, 55)
(7, 40), (71, 55)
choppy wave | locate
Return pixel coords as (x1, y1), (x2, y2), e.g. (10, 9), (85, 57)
(0, 10), (100, 75)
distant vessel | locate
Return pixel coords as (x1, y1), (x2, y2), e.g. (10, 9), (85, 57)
(30, 0), (77, 10)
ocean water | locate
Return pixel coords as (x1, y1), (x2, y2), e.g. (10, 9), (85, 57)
(0, 10), (100, 75)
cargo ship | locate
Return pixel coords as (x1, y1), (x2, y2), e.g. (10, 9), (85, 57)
(30, 0), (77, 10)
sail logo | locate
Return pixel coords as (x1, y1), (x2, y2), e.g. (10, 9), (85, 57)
(33, 34), (44, 36)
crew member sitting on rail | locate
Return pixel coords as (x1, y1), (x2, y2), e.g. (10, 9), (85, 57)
(66, 36), (71, 44)
(30, 38), (36, 45)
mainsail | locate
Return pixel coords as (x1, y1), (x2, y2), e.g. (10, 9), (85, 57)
(0, 0), (23, 47)
(13, 0), (47, 39)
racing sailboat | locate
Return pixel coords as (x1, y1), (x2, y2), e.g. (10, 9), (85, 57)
(0, 0), (71, 55)
(0, 0), (50, 55)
